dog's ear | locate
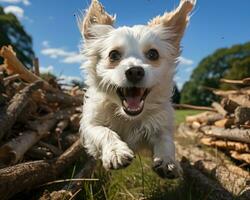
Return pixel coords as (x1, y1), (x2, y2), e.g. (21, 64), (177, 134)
(148, 0), (195, 46)
(80, 0), (115, 39)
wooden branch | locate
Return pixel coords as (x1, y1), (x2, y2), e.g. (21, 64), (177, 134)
(212, 102), (227, 116)
(39, 158), (96, 200)
(43, 92), (83, 107)
(0, 46), (46, 84)
(0, 107), (75, 166)
(235, 107), (250, 125)
(0, 81), (44, 140)
(199, 126), (250, 144)
(26, 145), (54, 160)
(173, 103), (216, 111)
(0, 46), (83, 107)
(194, 159), (250, 196)
(200, 137), (250, 153)
(3, 74), (20, 86)
(55, 120), (69, 135)
(228, 94), (250, 108)
(220, 78), (250, 85)
(176, 138), (249, 195)
(33, 57), (40, 76)
(221, 98), (239, 113)
(0, 140), (84, 200)
(69, 114), (80, 131)
(180, 157), (234, 200)
(185, 111), (223, 125)
(214, 118), (235, 128)
(230, 151), (250, 164)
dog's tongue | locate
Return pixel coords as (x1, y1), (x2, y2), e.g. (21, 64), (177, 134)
(125, 97), (142, 110)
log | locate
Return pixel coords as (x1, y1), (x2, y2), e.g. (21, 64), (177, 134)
(199, 126), (250, 144)
(180, 157), (234, 200)
(69, 114), (81, 131)
(177, 128), (249, 195)
(213, 88), (250, 96)
(235, 107), (250, 125)
(228, 94), (250, 108)
(185, 111), (223, 125)
(39, 158), (96, 200)
(0, 46), (83, 107)
(221, 98), (239, 113)
(0, 80), (44, 140)
(26, 145), (54, 160)
(214, 118), (235, 128)
(43, 92), (82, 107)
(0, 108), (75, 166)
(194, 159), (250, 196)
(38, 141), (62, 156)
(173, 103), (216, 111)
(0, 46), (46, 85)
(3, 74), (20, 86)
(212, 102), (227, 116)
(55, 120), (69, 135)
(220, 78), (250, 85)
(230, 151), (250, 164)
(0, 140), (84, 200)
(200, 137), (250, 153)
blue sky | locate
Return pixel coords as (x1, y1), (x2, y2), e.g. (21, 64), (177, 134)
(1, 0), (250, 88)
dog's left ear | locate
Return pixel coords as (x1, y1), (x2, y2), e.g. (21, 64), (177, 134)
(148, 0), (195, 46)
(80, 0), (115, 39)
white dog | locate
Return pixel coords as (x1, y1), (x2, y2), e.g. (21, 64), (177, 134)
(80, 0), (195, 178)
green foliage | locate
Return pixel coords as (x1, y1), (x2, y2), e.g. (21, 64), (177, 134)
(181, 42), (250, 106)
(0, 6), (35, 67)
(172, 84), (181, 104)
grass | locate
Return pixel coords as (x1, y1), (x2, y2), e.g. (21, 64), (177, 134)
(74, 110), (204, 200)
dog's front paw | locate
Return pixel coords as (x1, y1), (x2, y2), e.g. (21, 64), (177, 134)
(152, 157), (183, 179)
(102, 142), (134, 170)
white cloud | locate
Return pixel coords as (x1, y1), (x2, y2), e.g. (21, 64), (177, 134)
(41, 45), (84, 64)
(62, 54), (84, 64)
(178, 56), (194, 66)
(0, 0), (30, 6)
(41, 48), (75, 59)
(40, 65), (54, 74)
(58, 75), (82, 85)
(4, 5), (24, 19)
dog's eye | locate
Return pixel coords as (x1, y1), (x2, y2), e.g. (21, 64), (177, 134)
(109, 50), (122, 62)
(145, 49), (159, 61)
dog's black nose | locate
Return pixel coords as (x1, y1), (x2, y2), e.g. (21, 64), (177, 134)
(125, 66), (145, 84)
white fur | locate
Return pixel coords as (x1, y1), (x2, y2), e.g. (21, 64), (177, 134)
(80, 0), (194, 178)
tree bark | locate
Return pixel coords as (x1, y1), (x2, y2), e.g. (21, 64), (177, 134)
(235, 107), (250, 125)
(0, 140), (84, 200)
(181, 157), (234, 200)
(0, 80), (44, 140)
(199, 126), (250, 144)
(0, 108), (74, 166)
(200, 137), (250, 153)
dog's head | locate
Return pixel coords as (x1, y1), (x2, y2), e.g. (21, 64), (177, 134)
(80, 0), (195, 118)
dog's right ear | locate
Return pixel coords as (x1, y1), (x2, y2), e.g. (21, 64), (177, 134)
(80, 0), (115, 39)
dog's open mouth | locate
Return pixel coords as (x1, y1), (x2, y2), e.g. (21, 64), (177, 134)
(117, 87), (150, 116)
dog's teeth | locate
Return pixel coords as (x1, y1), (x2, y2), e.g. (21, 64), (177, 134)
(123, 100), (128, 108)
(139, 100), (144, 108)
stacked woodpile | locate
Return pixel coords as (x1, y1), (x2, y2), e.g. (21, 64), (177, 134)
(179, 77), (250, 166)
(0, 46), (96, 200)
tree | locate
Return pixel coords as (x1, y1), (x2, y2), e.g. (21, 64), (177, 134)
(172, 84), (181, 104)
(181, 42), (250, 106)
(0, 6), (35, 67)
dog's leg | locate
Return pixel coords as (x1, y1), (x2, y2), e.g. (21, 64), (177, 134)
(81, 125), (135, 170)
(151, 132), (182, 179)
(150, 106), (182, 179)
